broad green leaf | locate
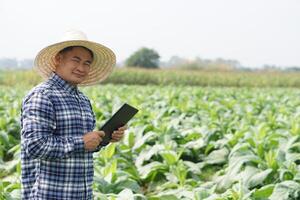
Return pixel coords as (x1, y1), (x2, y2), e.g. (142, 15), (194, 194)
(160, 150), (179, 165)
(269, 181), (300, 200)
(101, 143), (116, 160)
(135, 144), (164, 167)
(117, 188), (134, 200)
(247, 168), (273, 188)
(103, 159), (117, 183)
(251, 184), (275, 198)
(138, 161), (167, 180)
(204, 148), (229, 165)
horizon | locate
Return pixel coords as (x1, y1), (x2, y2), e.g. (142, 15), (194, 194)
(1, 0), (299, 68)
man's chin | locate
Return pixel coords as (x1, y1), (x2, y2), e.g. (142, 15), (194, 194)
(75, 74), (87, 80)
(69, 77), (85, 85)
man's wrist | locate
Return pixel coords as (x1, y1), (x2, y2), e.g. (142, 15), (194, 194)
(73, 136), (85, 152)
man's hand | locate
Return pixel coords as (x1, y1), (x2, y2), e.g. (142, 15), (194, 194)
(110, 126), (127, 143)
(83, 131), (105, 151)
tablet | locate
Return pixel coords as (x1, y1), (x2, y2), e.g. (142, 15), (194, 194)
(99, 103), (139, 146)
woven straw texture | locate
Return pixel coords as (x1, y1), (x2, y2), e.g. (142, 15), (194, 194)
(34, 39), (116, 86)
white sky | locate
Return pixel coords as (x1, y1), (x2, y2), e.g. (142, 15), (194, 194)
(0, 0), (299, 67)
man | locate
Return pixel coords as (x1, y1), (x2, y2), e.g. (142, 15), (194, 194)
(20, 30), (125, 199)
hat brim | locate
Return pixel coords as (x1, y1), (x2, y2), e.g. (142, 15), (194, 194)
(34, 40), (116, 86)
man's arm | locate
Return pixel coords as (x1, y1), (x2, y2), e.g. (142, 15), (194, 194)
(84, 97), (103, 153)
(21, 92), (85, 160)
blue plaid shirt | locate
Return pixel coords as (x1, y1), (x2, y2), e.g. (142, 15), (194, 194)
(20, 73), (98, 200)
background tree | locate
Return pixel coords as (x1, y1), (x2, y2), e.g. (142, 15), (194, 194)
(125, 47), (160, 69)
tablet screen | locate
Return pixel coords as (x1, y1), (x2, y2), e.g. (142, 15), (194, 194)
(99, 103), (139, 146)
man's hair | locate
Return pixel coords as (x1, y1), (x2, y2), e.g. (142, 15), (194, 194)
(58, 46), (94, 60)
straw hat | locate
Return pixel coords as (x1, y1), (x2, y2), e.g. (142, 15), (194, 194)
(34, 30), (116, 86)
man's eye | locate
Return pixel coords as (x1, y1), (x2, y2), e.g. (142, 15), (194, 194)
(72, 59), (80, 63)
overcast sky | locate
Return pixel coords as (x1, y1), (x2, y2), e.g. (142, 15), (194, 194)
(0, 0), (299, 67)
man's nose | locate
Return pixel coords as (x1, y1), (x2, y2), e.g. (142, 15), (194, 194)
(77, 63), (87, 72)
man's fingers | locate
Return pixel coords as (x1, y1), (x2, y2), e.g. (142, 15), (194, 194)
(112, 133), (123, 138)
(96, 131), (105, 144)
(112, 132), (124, 140)
(112, 132), (123, 139)
(96, 131), (105, 137)
(118, 126), (127, 131)
(113, 130), (122, 135)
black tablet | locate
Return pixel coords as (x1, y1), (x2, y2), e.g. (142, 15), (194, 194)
(99, 103), (139, 146)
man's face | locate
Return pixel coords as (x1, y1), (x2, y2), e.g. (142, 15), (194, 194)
(55, 47), (93, 85)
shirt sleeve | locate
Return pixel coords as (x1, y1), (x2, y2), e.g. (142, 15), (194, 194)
(87, 98), (103, 153)
(21, 92), (85, 160)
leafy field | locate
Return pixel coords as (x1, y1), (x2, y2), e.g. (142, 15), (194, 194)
(1, 84), (300, 199)
(2, 68), (300, 87)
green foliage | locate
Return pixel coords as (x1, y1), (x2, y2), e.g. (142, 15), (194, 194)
(125, 47), (160, 68)
(1, 85), (300, 199)
(4, 69), (300, 88)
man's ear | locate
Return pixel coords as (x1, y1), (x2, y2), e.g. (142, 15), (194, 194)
(54, 53), (62, 66)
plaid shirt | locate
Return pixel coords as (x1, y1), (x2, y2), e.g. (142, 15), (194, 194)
(20, 73), (99, 200)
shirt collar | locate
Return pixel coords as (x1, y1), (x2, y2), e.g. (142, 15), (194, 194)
(48, 72), (78, 94)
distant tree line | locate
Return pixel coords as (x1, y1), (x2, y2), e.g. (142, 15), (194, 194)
(124, 47), (300, 72)
(0, 58), (33, 69)
(1, 48), (300, 71)
(160, 56), (241, 71)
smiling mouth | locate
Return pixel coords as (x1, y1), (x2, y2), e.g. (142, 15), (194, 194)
(73, 73), (85, 78)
